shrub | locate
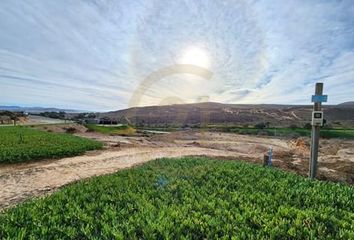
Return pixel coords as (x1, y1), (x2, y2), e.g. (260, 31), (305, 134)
(65, 127), (77, 134)
(254, 122), (266, 129)
(303, 123), (312, 129)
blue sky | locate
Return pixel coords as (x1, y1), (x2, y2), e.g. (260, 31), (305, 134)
(0, 0), (353, 111)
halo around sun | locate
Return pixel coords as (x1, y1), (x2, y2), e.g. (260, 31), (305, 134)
(179, 46), (211, 68)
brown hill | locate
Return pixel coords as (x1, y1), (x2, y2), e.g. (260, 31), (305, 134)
(99, 102), (354, 128)
(337, 101), (354, 107)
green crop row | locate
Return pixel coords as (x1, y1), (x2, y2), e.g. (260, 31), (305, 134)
(85, 124), (136, 136)
(224, 127), (354, 139)
(0, 157), (353, 239)
(0, 126), (103, 163)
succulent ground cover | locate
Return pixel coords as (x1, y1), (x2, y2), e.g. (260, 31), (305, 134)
(0, 157), (353, 239)
(0, 126), (103, 163)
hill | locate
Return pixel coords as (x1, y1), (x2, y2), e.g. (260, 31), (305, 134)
(99, 102), (354, 127)
(338, 101), (354, 107)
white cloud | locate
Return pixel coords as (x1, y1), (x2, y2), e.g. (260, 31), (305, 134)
(0, 0), (353, 110)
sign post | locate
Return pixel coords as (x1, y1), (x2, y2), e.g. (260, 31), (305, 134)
(309, 83), (327, 179)
(268, 146), (273, 166)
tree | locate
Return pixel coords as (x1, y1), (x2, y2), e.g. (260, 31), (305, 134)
(10, 115), (18, 126)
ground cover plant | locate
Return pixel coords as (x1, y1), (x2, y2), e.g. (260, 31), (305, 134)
(222, 127), (354, 139)
(85, 124), (136, 136)
(0, 157), (353, 239)
(319, 128), (354, 139)
(0, 126), (103, 163)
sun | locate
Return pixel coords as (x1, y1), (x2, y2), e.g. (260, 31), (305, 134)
(179, 46), (210, 68)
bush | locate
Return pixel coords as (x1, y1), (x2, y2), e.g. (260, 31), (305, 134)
(254, 122), (266, 129)
(303, 123), (312, 129)
(65, 127), (77, 134)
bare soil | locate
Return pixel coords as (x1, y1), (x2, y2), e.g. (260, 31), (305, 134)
(1, 130), (353, 211)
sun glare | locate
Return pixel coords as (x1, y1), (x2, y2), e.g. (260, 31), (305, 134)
(179, 46), (210, 68)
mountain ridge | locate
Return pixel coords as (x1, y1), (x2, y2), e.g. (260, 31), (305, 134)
(99, 101), (354, 127)
(0, 106), (84, 113)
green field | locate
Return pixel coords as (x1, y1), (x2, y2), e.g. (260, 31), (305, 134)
(0, 126), (103, 163)
(85, 124), (136, 136)
(136, 125), (354, 139)
(220, 127), (354, 139)
(1, 157), (353, 239)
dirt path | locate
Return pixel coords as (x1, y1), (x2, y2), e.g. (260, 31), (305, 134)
(0, 146), (251, 210)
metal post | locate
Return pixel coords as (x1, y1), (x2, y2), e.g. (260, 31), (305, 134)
(268, 146), (273, 166)
(309, 83), (323, 179)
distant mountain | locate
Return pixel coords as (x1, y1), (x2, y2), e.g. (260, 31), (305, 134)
(0, 106), (83, 113)
(338, 101), (354, 107)
(99, 102), (354, 127)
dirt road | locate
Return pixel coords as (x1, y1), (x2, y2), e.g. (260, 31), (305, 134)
(1, 131), (353, 210)
(0, 146), (246, 210)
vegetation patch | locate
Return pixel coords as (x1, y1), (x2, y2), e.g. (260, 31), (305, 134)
(0, 126), (103, 163)
(136, 125), (354, 139)
(221, 127), (354, 139)
(1, 157), (353, 239)
(319, 128), (354, 139)
(85, 124), (136, 136)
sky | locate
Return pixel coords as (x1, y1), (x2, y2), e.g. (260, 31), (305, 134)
(0, 0), (354, 111)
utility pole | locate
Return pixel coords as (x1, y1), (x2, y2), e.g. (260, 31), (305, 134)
(309, 83), (327, 179)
